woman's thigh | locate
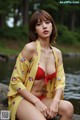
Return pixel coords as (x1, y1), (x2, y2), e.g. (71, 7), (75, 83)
(16, 99), (46, 120)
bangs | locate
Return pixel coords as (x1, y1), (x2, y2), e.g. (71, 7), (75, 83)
(30, 10), (53, 27)
(36, 12), (51, 23)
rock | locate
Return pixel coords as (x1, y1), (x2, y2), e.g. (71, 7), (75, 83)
(0, 83), (80, 120)
(0, 83), (8, 110)
(73, 114), (80, 120)
(0, 83), (9, 102)
(0, 54), (9, 62)
(63, 53), (80, 57)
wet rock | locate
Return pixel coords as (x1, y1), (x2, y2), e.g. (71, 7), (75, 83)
(63, 53), (80, 57)
(73, 114), (80, 120)
(0, 54), (9, 62)
(0, 83), (8, 110)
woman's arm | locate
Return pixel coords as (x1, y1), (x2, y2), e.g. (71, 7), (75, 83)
(17, 42), (40, 104)
(53, 48), (65, 102)
(47, 49), (65, 118)
(10, 42), (37, 97)
(18, 88), (40, 104)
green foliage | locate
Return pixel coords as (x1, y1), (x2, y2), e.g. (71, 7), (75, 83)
(0, 0), (80, 46)
(40, 0), (58, 10)
(57, 24), (80, 45)
(0, 0), (11, 14)
(75, 28), (80, 42)
(0, 26), (29, 41)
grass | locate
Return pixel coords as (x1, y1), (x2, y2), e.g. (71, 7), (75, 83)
(56, 44), (80, 53)
(0, 39), (27, 56)
(0, 39), (80, 56)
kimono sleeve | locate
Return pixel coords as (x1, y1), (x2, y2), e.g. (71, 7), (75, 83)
(55, 63), (65, 91)
(10, 53), (30, 92)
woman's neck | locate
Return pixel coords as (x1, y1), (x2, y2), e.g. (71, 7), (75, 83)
(38, 38), (50, 49)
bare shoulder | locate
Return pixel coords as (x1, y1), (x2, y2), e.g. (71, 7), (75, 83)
(21, 42), (36, 60)
(52, 47), (62, 56)
(24, 42), (36, 51)
(52, 46), (63, 64)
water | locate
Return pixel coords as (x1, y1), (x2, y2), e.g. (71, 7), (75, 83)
(63, 57), (80, 100)
(65, 74), (80, 99)
(0, 56), (80, 114)
(63, 57), (80, 115)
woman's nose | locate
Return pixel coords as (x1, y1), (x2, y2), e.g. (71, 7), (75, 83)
(42, 22), (47, 29)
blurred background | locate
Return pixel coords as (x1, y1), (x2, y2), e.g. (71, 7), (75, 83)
(0, 0), (80, 115)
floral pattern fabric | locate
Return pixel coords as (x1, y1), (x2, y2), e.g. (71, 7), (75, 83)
(7, 40), (65, 120)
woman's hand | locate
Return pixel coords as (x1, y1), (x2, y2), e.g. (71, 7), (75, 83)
(47, 100), (59, 119)
(34, 99), (48, 118)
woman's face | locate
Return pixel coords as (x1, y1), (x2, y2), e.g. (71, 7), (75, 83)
(35, 19), (53, 40)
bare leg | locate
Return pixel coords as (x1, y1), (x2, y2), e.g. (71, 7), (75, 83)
(42, 98), (74, 120)
(16, 99), (46, 120)
(58, 100), (74, 120)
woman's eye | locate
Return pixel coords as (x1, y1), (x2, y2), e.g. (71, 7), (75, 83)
(46, 21), (50, 24)
(36, 22), (41, 26)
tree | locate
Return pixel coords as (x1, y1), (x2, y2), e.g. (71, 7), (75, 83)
(22, 0), (29, 26)
(70, 5), (80, 31)
(0, 0), (12, 28)
(13, 1), (21, 26)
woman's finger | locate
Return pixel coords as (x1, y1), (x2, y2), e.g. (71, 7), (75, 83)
(51, 112), (57, 118)
(41, 108), (47, 118)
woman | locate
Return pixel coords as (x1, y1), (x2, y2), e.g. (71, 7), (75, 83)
(8, 10), (74, 120)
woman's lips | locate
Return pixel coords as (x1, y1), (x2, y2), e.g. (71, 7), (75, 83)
(43, 30), (49, 34)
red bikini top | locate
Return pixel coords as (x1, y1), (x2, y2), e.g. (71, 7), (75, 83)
(35, 66), (56, 84)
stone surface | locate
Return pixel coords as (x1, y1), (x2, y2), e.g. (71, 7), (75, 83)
(63, 53), (80, 57)
(0, 54), (9, 62)
(0, 83), (8, 110)
(0, 83), (9, 102)
(0, 83), (80, 120)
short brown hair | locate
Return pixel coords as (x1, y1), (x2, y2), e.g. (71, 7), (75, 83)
(29, 10), (57, 43)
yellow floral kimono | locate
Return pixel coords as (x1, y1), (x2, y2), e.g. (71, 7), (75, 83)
(7, 40), (65, 120)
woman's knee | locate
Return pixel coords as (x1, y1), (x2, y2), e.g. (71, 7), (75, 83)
(64, 101), (74, 115)
(59, 100), (74, 117)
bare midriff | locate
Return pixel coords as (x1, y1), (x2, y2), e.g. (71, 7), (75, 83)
(31, 79), (47, 98)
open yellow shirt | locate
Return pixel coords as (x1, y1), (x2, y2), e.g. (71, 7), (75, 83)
(8, 40), (65, 99)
